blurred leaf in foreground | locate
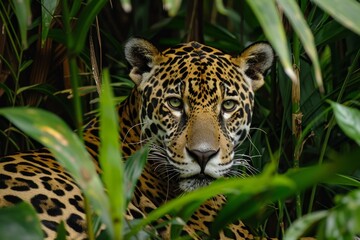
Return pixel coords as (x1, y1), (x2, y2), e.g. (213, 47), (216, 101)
(0, 202), (43, 240)
(99, 69), (124, 238)
(0, 107), (112, 237)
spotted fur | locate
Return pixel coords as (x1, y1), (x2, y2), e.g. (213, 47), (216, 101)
(0, 38), (274, 239)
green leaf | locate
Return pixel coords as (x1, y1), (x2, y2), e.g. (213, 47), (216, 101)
(276, 0), (323, 90)
(71, 0), (107, 54)
(124, 145), (149, 204)
(246, 0), (297, 83)
(123, 219), (158, 240)
(19, 59), (33, 72)
(99, 69), (123, 238)
(163, 0), (181, 16)
(323, 174), (360, 187)
(283, 211), (328, 240)
(0, 202), (43, 240)
(55, 222), (67, 240)
(314, 21), (348, 46)
(324, 189), (360, 240)
(313, 0), (360, 36)
(41, 0), (59, 47)
(0, 107), (112, 236)
(215, 0), (241, 24)
(12, 0), (31, 48)
(330, 102), (360, 145)
(126, 148), (360, 239)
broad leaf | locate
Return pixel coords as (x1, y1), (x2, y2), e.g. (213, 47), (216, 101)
(331, 102), (360, 145)
(0, 202), (43, 240)
(324, 189), (360, 240)
(283, 211), (328, 240)
(0, 107), (112, 237)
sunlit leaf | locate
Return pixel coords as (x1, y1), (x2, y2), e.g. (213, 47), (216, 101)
(313, 0), (360, 36)
(246, 0), (297, 83)
(99, 69), (123, 238)
(162, 0), (182, 16)
(0, 202), (43, 240)
(0, 107), (112, 236)
(330, 102), (360, 145)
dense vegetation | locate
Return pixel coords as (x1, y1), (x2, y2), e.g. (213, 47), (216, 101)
(0, 0), (359, 239)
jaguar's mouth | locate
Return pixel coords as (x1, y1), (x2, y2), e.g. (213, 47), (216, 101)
(191, 173), (216, 181)
(179, 174), (216, 192)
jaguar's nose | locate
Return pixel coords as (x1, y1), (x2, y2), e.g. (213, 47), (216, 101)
(186, 148), (219, 173)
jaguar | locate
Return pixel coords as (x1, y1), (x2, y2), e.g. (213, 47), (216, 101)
(0, 38), (274, 239)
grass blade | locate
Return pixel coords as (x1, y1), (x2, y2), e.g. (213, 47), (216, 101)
(71, 0), (107, 54)
(99, 69), (123, 238)
(12, 0), (31, 48)
(124, 145), (149, 204)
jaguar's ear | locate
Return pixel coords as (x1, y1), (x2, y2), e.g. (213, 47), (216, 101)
(232, 42), (274, 91)
(125, 38), (160, 85)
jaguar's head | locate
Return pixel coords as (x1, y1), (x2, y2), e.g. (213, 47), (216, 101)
(125, 38), (274, 192)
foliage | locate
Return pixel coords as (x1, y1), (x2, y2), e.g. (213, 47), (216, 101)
(0, 202), (43, 240)
(0, 0), (359, 239)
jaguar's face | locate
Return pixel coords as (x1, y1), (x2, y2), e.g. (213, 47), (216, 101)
(125, 39), (274, 192)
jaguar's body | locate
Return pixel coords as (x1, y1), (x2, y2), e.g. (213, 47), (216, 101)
(0, 38), (274, 239)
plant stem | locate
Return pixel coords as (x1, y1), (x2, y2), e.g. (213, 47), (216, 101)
(69, 57), (83, 138)
(68, 57), (97, 240)
(84, 196), (95, 240)
(292, 33), (302, 219)
(307, 49), (360, 213)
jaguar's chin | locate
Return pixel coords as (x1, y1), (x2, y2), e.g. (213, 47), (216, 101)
(179, 174), (216, 192)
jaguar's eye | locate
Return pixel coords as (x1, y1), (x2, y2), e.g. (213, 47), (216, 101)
(222, 100), (237, 112)
(167, 97), (183, 110)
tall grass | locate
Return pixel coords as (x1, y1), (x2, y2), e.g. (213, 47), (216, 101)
(0, 0), (359, 239)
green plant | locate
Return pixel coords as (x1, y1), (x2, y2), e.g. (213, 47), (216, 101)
(0, 0), (360, 239)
